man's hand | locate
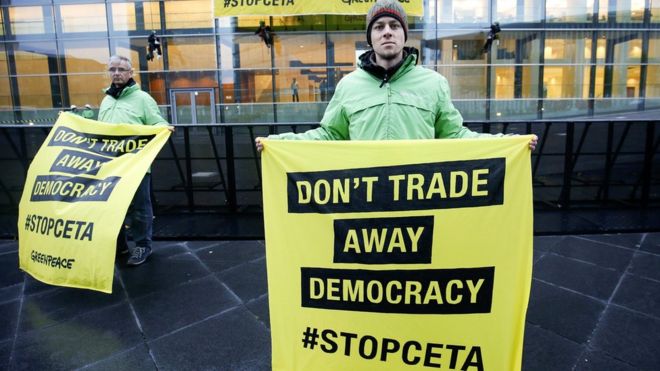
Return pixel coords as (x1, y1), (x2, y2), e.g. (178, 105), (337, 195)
(167, 125), (175, 132)
(255, 137), (265, 152)
(529, 135), (538, 151)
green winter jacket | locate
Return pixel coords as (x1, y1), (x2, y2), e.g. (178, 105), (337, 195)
(98, 81), (168, 126)
(98, 80), (168, 173)
(271, 48), (497, 141)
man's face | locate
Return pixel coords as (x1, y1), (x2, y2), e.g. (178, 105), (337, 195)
(107, 59), (133, 87)
(370, 16), (405, 62)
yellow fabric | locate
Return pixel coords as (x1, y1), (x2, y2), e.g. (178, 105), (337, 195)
(18, 113), (171, 293)
(215, 0), (423, 17)
(262, 136), (534, 371)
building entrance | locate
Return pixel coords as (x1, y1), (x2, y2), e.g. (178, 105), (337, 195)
(169, 88), (216, 125)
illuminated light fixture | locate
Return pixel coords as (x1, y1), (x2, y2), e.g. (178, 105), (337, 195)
(496, 112), (502, 117)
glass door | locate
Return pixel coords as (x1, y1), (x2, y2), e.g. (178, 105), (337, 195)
(169, 88), (216, 125)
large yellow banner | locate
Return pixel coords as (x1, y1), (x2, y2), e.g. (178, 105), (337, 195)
(262, 136), (533, 370)
(18, 113), (171, 293)
(215, 0), (423, 17)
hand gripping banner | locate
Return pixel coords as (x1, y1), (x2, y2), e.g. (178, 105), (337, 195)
(262, 136), (534, 370)
(18, 113), (171, 293)
(215, 0), (423, 17)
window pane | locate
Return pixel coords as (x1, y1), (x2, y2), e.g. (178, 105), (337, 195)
(492, 31), (541, 64)
(13, 41), (57, 109)
(584, 37), (607, 61)
(494, 66), (514, 99)
(62, 40), (109, 107)
(330, 33), (363, 67)
(616, 0), (645, 22)
(612, 65), (640, 98)
(543, 66), (586, 98)
(60, 4), (107, 33)
(164, 0), (212, 29)
(497, 0), (544, 22)
(647, 37), (660, 108)
(111, 3), (136, 32)
(9, 6), (51, 35)
(438, 0), (488, 24)
(0, 46), (10, 109)
(274, 34), (325, 103)
(545, 32), (593, 65)
(0, 77), (11, 109)
(522, 66), (540, 99)
(233, 34), (271, 69)
(168, 36), (217, 70)
(546, 0), (592, 22)
(448, 66), (486, 99)
(144, 1), (162, 31)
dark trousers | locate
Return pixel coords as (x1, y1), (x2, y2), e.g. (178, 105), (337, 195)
(117, 174), (153, 251)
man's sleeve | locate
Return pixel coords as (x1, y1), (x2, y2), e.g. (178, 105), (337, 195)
(270, 87), (349, 141)
(143, 95), (169, 126)
(434, 76), (499, 139)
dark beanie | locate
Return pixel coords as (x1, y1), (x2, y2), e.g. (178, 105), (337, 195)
(366, 0), (409, 46)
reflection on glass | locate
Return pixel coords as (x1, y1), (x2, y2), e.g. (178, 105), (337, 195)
(272, 15), (325, 31)
(168, 37), (217, 70)
(546, 0), (591, 22)
(522, 66), (540, 98)
(438, 0), (488, 24)
(18, 76), (51, 108)
(165, 0), (212, 29)
(496, 0), (543, 22)
(617, 0), (645, 22)
(0, 78), (11, 108)
(9, 6), (49, 35)
(329, 33), (364, 66)
(274, 34), (326, 103)
(62, 41), (108, 107)
(234, 34), (272, 69)
(613, 65), (640, 98)
(60, 4), (107, 33)
(111, 3), (136, 32)
(544, 34), (593, 64)
(494, 66), (514, 99)
(143, 2), (161, 31)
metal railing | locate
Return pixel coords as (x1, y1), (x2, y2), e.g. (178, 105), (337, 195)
(1, 120), (658, 217)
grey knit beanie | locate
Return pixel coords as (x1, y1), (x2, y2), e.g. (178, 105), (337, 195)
(366, 0), (408, 46)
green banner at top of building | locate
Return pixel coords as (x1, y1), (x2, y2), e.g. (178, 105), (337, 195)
(215, 0), (423, 17)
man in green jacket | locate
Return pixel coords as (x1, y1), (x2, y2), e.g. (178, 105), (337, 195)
(98, 55), (171, 266)
(256, 0), (537, 150)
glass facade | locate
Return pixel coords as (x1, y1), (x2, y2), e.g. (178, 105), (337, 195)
(0, 0), (657, 124)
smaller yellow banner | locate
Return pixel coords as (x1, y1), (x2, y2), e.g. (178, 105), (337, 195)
(18, 113), (171, 293)
(215, 0), (423, 17)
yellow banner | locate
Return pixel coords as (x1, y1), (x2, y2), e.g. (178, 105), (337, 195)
(262, 136), (533, 370)
(215, 0), (424, 17)
(18, 113), (171, 293)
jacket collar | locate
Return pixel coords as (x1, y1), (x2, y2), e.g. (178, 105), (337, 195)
(358, 47), (419, 87)
(105, 78), (137, 99)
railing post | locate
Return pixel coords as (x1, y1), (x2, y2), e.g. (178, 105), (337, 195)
(559, 122), (575, 208)
(641, 122), (655, 206)
(225, 125), (237, 212)
(183, 126), (194, 211)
